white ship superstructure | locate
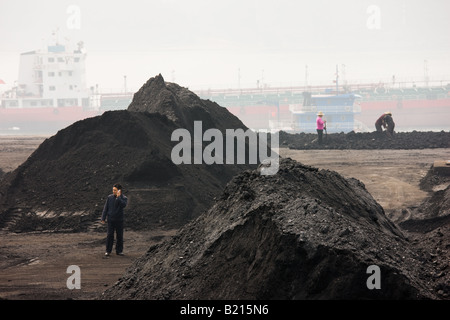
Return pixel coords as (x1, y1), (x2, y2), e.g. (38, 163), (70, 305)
(3, 42), (90, 109)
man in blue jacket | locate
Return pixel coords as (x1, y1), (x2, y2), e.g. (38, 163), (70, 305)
(101, 183), (128, 256)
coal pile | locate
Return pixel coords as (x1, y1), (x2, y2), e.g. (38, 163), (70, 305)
(398, 165), (450, 299)
(101, 157), (437, 300)
(128, 74), (246, 132)
(419, 163), (450, 193)
(280, 130), (450, 150)
(404, 164), (450, 232)
(0, 74), (255, 232)
(408, 185), (450, 225)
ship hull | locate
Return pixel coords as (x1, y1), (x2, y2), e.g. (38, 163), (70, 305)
(356, 98), (450, 132)
(0, 106), (102, 134)
(1, 94), (449, 134)
(223, 98), (450, 132)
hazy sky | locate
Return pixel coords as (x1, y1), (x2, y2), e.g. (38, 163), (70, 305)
(1, 0), (449, 92)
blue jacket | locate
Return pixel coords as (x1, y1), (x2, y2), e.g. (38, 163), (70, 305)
(102, 194), (128, 222)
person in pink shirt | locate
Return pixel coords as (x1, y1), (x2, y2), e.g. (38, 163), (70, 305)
(316, 111), (326, 145)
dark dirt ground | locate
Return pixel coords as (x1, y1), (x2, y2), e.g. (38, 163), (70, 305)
(0, 227), (176, 300)
(0, 136), (448, 300)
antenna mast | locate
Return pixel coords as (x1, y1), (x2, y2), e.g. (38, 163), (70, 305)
(424, 60), (429, 87)
(304, 65), (308, 91)
(335, 65), (339, 94)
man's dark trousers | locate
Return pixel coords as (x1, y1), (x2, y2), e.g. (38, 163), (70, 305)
(106, 220), (123, 254)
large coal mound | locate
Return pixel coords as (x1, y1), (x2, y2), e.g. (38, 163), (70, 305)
(128, 74), (245, 132)
(0, 75), (255, 232)
(101, 158), (436, 300)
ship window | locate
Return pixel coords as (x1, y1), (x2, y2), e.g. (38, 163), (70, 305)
(7, 101), (18, 107)
(74, 57), (80, 62)
(58, 57), (64, 62)
(48, 57), (55, 63)
(48, 72), (55, 77)
(49, 86), (56, 91)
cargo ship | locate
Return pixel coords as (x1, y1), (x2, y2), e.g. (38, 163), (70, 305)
(353, 84), (450, 132)
(198, 85), (363, 133)
(0, 41), (133, 134)
(1, 42), (449, 134)
(198, 80), (450, 133)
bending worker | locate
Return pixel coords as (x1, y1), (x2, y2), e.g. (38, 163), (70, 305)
(384, 112), (395, 136)
(375, 112), (387, 133)
(375, 111), (394, 134)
